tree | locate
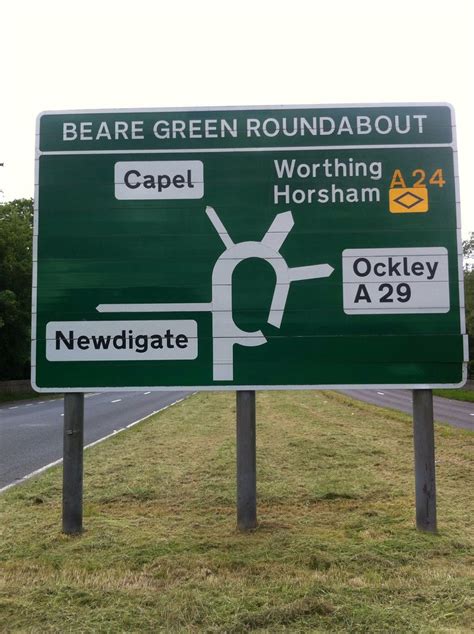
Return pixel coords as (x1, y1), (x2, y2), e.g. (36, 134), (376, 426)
(0, 198), (33, 379)
(463, 234), (474, 262)
(463, 233), (474, 378)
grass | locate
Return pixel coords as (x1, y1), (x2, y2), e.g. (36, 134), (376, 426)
(1, 390), (473, 632)
(0, 390), (36, 404)
(0, 390), (61, 404)
(433, 388), (474, 403)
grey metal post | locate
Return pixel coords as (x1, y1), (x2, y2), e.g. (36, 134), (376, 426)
(412, 389), (437, 532)
(236, 390), (257, 530)
(63, 393), (84, 534)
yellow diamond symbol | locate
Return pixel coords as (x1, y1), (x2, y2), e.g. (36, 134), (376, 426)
(389, 187), (429, 213)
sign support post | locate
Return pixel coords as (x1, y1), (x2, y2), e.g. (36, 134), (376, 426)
(62, 393), (84, 534)
(236, 390), (257, 530)
(412, 389), (437, 532)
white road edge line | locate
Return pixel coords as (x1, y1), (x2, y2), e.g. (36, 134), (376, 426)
(0, 395), (189, 494)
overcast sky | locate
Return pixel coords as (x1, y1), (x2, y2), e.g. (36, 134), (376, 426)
(1, 0), (472, 237)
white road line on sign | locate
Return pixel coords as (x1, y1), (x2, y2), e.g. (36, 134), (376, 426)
(0, 394), (190, 494)
(111, 399), (122, 403)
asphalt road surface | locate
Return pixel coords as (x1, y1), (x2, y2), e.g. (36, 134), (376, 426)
(338, 389), (474, 431)
(0, 390), (190, 490)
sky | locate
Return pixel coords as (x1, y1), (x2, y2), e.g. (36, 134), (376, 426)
(0, 0), (472, 238)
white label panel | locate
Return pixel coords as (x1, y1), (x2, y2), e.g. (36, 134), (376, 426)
(46, 320), (198, 361)
(342, 247), (450, 314)
(114, 161), (203, 200)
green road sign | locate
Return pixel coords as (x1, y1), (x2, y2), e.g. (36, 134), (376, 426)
(32, 104), (467, 391)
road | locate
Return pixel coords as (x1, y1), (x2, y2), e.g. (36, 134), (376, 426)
(0, 390), (190, 490)
(338, 389), (474, 431)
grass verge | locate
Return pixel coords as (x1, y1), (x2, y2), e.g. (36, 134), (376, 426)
(433, 389), (474, 403)
(0, 391), (61, 404)
(1, 390), (473, 632)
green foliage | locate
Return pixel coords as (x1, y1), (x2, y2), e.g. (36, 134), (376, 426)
(465, 267), (474, 377)
(0, 198), (33, 379)
(463, 233), (474, 377)
(463, 233), (474, 260)
(433, 388), (474, 402)
(465, 270), (474, 335)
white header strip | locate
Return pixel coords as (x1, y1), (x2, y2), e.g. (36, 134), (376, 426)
(38, 143), (454, 156)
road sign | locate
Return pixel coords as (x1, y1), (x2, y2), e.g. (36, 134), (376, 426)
(32, 104), (467, 391)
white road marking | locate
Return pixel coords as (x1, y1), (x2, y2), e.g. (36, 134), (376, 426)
(144, 391), (151, 395)
(377, 392), (385, 395)
(470, 413), (474, 417)
(9, 406), (18, 410)
(0, 395), (190, 494)
(25, 404), (33, 407)
(111, 399), (122, 403)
